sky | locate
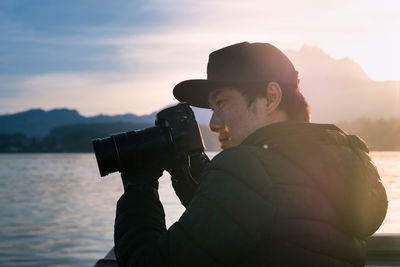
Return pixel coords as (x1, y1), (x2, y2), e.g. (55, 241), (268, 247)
(0, 0), (399, 116)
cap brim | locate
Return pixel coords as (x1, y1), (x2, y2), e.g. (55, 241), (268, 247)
(173, 79), (235, 108)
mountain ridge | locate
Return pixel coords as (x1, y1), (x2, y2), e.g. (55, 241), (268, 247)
(285, 45), (371, 82)
(0, 108), (157, 137)
(1, 44), (400, 135)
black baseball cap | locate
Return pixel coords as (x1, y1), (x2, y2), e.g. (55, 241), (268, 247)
(173, 42), (298, 108)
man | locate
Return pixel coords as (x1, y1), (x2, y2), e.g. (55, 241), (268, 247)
(114, 42), (388, 266)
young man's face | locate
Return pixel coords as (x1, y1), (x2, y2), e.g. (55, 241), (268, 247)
(208, 87), (270, 150)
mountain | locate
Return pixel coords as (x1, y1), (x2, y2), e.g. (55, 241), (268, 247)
(177, 45), (400, 124)
(1, 44), (399, 151)
(0, 121), (219, 152)
(0, 107), (220, 152)
(0, 108), (156, 137)
(285, 45), (400, 122)
(286, 45), (370, 81)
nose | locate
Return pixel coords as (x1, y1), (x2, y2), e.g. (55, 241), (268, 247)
(209, 111), (224, 132)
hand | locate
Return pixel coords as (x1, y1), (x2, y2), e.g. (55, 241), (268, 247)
(171, 173), (198, 208)
(121, 160), (164, 192)
(168, 152), (210, 207)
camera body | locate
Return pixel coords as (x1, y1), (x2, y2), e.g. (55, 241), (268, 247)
(92, 103), (206, 177)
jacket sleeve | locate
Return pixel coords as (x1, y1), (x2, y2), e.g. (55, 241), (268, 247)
(114, 184), (167, 267)
(114, 147), (275, 266)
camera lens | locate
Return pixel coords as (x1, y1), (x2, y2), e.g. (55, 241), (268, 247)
(92, 136), (121, 177)
(91, 103), (204, 178)
(92, 127), (173, 177)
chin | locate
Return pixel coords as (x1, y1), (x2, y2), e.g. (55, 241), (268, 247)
(219, 142), (227, 150)
(220, 141), (234, 150)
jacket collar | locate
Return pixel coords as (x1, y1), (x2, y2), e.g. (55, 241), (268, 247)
(241, 121), (345, 147)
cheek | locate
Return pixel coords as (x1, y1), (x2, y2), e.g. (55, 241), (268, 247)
(224, 109), (243, 131)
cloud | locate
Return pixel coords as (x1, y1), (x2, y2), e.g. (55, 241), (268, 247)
(1, 0), (399, 116)
(0, 71), (180, 115)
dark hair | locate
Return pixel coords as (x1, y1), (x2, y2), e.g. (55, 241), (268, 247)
(235, 82), (311, 122)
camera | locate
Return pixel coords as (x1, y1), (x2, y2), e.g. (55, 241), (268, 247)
(92, 103), (206, 177)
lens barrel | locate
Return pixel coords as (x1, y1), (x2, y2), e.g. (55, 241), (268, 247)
(92, 127), (172, 177)
(92, 103), (205, 178)
(92, 136), (121, 177)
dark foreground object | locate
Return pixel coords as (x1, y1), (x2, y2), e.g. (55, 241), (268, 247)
(94, 248), (116, 267)
(94, 234), (400, 267)
(367, 234), (400, 266)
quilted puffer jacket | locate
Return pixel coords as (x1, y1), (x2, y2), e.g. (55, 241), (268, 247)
(114, 122), (388, 267)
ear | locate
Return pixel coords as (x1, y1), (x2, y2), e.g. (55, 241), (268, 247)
(265, 82), (283, 113)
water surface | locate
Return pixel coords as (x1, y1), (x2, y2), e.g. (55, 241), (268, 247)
(0, 152), (398, 266)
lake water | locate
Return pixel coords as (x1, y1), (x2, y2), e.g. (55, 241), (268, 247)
(0, 151), (399, 266)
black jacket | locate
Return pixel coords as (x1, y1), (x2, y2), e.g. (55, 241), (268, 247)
(114, 122), (388, 266)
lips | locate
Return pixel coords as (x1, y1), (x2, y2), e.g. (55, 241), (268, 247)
(218, 131), (230, 142)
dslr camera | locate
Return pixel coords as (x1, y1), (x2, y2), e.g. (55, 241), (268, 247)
(92, 103), (208, 180)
